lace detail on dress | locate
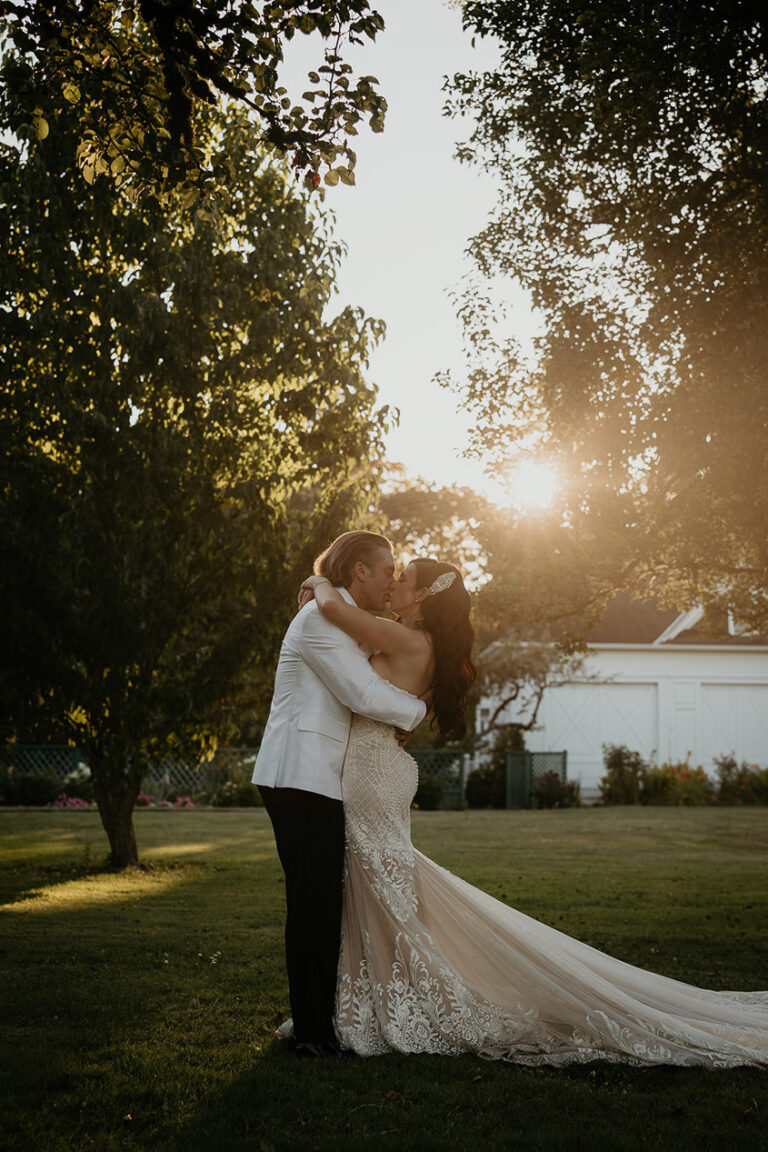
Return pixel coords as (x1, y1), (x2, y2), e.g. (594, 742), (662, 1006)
(332, 713), (768, 1068)
(340, 714), (418, 920)
(337, 925), (545, 1059)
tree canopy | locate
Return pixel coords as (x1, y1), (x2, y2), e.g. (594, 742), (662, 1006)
(0, 58), (386, 865)
(0, 0), (386, 200)
(377, 470), (492, 583)
(448, 0), (768, 632)
(375, 475), (595, 746)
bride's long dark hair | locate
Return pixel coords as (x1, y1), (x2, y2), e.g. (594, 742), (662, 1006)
(410, 558), (476, 741)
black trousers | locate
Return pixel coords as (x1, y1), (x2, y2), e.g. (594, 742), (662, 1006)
(259, 785), (345, 1045)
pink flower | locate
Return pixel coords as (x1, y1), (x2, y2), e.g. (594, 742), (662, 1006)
(53, 794), (90, 808)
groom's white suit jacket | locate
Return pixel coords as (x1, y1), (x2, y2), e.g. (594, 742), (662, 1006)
(251, 588), (427, 801)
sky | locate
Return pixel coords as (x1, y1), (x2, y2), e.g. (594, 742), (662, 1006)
(283, 0), (535, 499)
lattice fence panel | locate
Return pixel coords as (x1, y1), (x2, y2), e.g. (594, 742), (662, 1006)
(144, 748), (261, 794)
(505, 751), (568, 808)
(411, 749), (467, 809)
(1, 746), (85, 779)
(530, 751), (567, 786)
(3, 745), (262, 794)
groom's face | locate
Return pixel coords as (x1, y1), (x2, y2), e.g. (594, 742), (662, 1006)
(360, 548), (396, 611)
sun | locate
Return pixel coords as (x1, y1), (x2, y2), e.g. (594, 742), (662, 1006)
(506, 460), (561, 510)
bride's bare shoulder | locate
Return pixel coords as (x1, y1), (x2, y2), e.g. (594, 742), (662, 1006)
(381, 618), (433, 652)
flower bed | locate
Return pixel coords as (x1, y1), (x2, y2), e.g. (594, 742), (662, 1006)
(600, 745), (768, 805)
(136, 794), (198, 808)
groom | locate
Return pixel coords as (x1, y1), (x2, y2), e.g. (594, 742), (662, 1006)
(252, 530), (426, 1056)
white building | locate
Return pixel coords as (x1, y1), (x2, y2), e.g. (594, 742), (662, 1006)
(479, 598), (768, 799)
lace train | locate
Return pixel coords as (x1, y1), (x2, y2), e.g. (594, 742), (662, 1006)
(332, 715), (768, 1067)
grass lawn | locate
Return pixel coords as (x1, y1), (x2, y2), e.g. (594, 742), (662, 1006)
(1, 807), (767, 1152)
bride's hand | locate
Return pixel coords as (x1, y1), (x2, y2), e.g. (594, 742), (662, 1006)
(298, 573), (327, 608)
(301, 574), (327, 590)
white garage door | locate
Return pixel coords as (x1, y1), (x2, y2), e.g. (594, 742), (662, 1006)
(700, 684), (768, 764)
(534, 683), (659, 790)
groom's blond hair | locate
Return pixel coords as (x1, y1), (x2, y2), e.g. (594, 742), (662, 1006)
(314, 530), (392, 588)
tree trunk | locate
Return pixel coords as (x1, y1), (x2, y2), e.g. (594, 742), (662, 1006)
(94, 773), (141, 869)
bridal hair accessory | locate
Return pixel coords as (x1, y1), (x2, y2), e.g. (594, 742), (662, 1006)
(429, 571), (457, 596)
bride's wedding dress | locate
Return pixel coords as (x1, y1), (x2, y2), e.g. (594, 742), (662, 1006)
(333, 715), (768, 1067)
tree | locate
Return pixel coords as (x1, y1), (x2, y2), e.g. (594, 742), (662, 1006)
(474, 635), (589, 747)
(472, 500), (644, 649)
(377, 470), (493, 580)
(471, 507), (598, 751)
(448, 1), (768, 632)
(377, 473), (628, 640)
(0, 57), (386, 866)
(374, 476), (595, 747)
(0, 0), (386, 199)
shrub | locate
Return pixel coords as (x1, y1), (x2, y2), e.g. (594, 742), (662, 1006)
(533, 771), (582, 809)
(413, 772), (443, 811)
(602, 747), (721, 806)
(714, 755), (768, 805)
(211, 780), (263, 807)
(0, 770), (61, 807)
(465, 763), (506, 809)
(61, 764), (94, 802)
(600, 745), (647, 805)
(642, 762), (716, 806)
(20, 774), (59, 806)
(194, 759), (264, 807)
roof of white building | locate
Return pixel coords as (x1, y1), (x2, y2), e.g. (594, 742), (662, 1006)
(584, 594), (767, 647)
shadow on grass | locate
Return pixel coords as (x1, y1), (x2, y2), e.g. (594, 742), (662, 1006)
(0, 809), (274, 905)
(0, 856), (211, 912)
(165, 1043), (767, 1152)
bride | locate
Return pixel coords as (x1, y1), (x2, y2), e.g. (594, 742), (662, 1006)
(300, 559), (767, 1067)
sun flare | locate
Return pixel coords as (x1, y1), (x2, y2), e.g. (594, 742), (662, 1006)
(506, 460), (560, 510)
